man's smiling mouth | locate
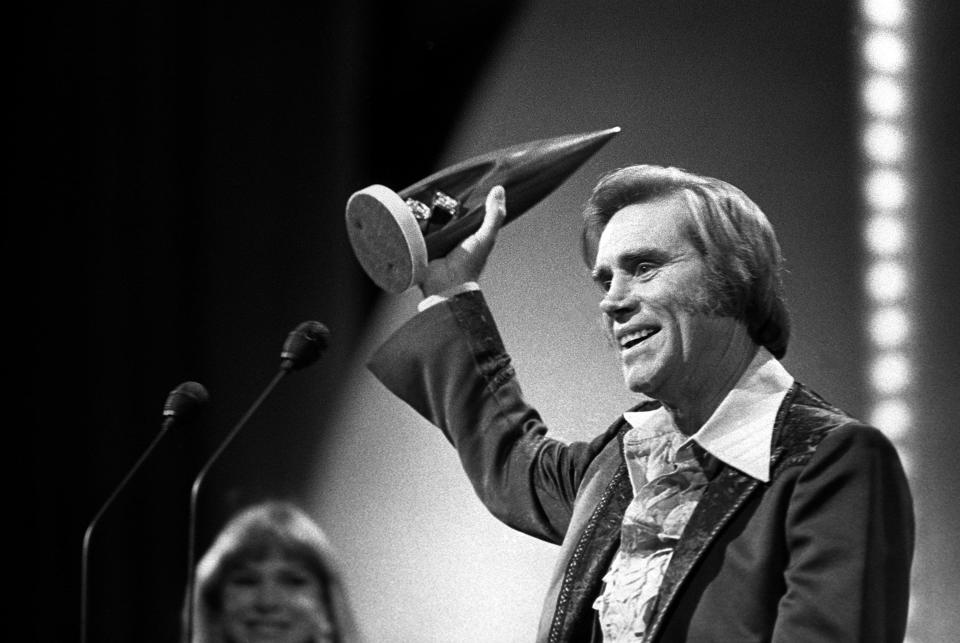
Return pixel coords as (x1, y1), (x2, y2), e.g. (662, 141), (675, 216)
(618, 328), (659, 350)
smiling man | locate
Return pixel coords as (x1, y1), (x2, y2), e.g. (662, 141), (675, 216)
(369, 165), (914, 642)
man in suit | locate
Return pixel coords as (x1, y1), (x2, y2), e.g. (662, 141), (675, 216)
(368, 165), (914, 641)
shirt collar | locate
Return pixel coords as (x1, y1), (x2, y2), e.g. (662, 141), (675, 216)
(622, 347), (794, 483)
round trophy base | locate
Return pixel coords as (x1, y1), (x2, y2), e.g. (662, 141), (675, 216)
(345, 184), (428, 294)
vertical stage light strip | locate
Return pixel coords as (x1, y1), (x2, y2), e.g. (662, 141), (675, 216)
(858, 3), (919, 639)
(859, 0), (914, 472)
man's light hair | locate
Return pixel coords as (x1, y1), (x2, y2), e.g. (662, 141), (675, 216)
(581, 164), (790, 359)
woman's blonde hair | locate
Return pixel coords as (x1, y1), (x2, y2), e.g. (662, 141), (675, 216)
(190, 500), (361, 642)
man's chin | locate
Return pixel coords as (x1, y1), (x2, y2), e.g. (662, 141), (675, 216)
(624, 365), (674, 402)
(624, 373), (657, 398)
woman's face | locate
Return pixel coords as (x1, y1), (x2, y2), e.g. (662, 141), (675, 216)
(221, 551), (334, 643)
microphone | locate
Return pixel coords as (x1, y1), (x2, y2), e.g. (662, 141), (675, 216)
(81, 381), (208, 643)
(164, 381), (211, 421)
(182, 321), (329, 643)
(280, 320), (331, 371)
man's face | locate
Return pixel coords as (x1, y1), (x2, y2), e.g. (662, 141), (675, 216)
(592, 194), (739, 403)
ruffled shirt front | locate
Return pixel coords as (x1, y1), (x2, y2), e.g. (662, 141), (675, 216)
(593, 347), (794, 641)
(592, 417), (709, 640)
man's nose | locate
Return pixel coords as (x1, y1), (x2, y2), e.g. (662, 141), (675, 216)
(599, 275), (636, 320)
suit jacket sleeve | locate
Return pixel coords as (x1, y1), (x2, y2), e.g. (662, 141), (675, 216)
(773, 422), (915, 642)
(368, 290), (618, 545)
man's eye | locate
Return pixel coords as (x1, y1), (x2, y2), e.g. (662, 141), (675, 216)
(592, 271), (612, 292)
(634, 263), (656, 277)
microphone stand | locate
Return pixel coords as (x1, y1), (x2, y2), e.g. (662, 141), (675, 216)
(183, 320), (327, 643)
(81, 381), (207, 643)
(81, 422), (173, 643)
(182, 368), (287, 643)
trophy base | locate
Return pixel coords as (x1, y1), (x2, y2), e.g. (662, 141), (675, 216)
(345, 184), (428, 294)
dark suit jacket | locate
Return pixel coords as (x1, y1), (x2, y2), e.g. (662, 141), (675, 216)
(369, 291), (914, 642)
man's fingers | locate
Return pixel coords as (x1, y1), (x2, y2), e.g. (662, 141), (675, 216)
(461, 185), (506, 256)
(420, 186), (507, 295)
(480, 185), (507, 238)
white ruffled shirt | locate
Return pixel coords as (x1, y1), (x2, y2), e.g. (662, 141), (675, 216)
(594, 348), (794, 641)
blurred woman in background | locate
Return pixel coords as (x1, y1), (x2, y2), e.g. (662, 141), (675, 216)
(189, 500), (362, 643)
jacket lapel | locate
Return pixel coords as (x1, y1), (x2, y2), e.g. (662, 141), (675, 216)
(643, 384), (800, 641)
(548, 426), (637, 642)
(644, 464), (760, 641)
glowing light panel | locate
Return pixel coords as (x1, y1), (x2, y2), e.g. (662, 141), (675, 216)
(865, 168), (908, 208)
(864, 32), (909, 73)
(869, 306), (910, 347)
(862, 0), (907, 27)
(858, 2), (917, 634)
(864, 215), (908, 255)
(863, 122), (906, 164)
(862, 76), (907, 117)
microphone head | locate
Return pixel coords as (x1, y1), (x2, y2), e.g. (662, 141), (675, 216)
(162, 381), (210, 420)
(280, 321), (330, 371)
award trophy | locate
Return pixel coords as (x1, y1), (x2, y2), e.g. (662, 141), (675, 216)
(345, 126), (620, 293)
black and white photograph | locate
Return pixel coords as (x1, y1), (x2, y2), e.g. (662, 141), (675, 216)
(20, 1), (958, 641)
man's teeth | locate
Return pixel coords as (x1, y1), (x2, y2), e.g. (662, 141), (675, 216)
(620, 329), (656, 348)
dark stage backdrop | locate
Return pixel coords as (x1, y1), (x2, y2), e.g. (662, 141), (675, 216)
(18, 1), (958, 642)
(21, 1), (521, 641)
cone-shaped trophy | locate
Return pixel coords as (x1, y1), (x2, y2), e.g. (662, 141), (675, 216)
(345, 126), (621, 293)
